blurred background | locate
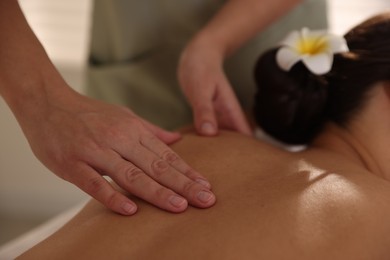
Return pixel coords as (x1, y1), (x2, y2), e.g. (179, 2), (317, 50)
(1, 0), (389, 246)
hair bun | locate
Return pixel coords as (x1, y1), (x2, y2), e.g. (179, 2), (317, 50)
(253, 48), (329, 144)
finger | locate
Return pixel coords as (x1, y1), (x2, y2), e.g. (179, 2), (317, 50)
(215, 78), (252, 135)
(190, 94), (218, 136)
(70, 164), (138, 216)
(135, 144), (216, 208)
(114, 143), (216, 209)
(183, 79), (218, 136)
(105, 156), (192, 213)
(140, 119), (182, 145)
(140, 134), (211, 189)
(90, 149), (190, 212)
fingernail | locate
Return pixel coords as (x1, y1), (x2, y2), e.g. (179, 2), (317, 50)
(169, 195), (187, 208)
(122, 202), (137, 215)
(196, 178), (211, 189)
(201, 122), (216, 135)
(197, 190), (215, 204)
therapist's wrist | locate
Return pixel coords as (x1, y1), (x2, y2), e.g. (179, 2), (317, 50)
(185, 30), (229, 61)
(3, 65), (77, 128)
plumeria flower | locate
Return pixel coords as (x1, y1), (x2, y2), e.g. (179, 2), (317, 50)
(276, 28), (349, 75)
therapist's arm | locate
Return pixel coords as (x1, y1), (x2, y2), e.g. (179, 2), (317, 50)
(0, 0), (215, 215)
(179, 0), (302, 135)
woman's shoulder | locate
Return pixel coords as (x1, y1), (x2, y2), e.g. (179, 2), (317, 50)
(172, 130), (291, 167)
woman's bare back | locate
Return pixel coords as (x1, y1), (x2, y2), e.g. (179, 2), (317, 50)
(19, 131), (390, 259)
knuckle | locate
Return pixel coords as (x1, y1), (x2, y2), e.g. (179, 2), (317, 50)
(154, 186), (169, 198)
(80, 139), (101, 153)
(151, 159), (169, 178)
(123, 166), (144, 185)
(162, 151), (179, 164)
(139, 134), (157, 146)
(184, 168), (198, 179)
(84, 176), (106, 194)
(103, 125), (120, 139)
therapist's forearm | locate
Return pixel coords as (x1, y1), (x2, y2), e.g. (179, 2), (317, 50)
(0, 0), (73, 122)
(193, 0), (302, 57)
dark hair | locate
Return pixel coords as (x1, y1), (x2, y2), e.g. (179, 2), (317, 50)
(253, 13), (390, 145)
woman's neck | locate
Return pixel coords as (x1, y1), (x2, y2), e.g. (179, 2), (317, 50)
(311, 123), (385, 179)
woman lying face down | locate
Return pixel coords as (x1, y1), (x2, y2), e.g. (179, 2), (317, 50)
(18, 13), (390, 260)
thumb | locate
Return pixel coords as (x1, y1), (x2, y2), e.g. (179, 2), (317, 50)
(192, 99), (218, 136)
(140, 119), (182, 145)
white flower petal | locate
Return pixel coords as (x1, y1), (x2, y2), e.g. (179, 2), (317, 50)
(326, 35), (349, 53)
(302, 52), (333, 75)
(306, 29), (328, 40)
(280, 30), (301, 49)
(276, 47), (302, 71)
(300, 27), (310, 39)
(276, 27), (348, 74)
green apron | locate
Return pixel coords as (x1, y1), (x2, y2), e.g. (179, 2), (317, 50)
(86, 0), (328, 130)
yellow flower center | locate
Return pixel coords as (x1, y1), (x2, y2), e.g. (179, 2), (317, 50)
(297, 36), (329, 55)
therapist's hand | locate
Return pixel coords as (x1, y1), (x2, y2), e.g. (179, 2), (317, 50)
(24, 90), (216, 215)
(178, 37), (252, 136)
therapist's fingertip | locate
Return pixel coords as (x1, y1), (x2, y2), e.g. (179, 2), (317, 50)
(197, 190), (216, 206)
(169, 195), (188, 210)
(121, 201), (137, 215)
(200, 122), (217, 136)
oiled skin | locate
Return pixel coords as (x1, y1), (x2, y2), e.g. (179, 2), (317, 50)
(18, 131), (390, 259)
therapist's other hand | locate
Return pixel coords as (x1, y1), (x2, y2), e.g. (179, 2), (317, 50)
(178, 39), (252, 136)
(25, 91), (216, 215)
